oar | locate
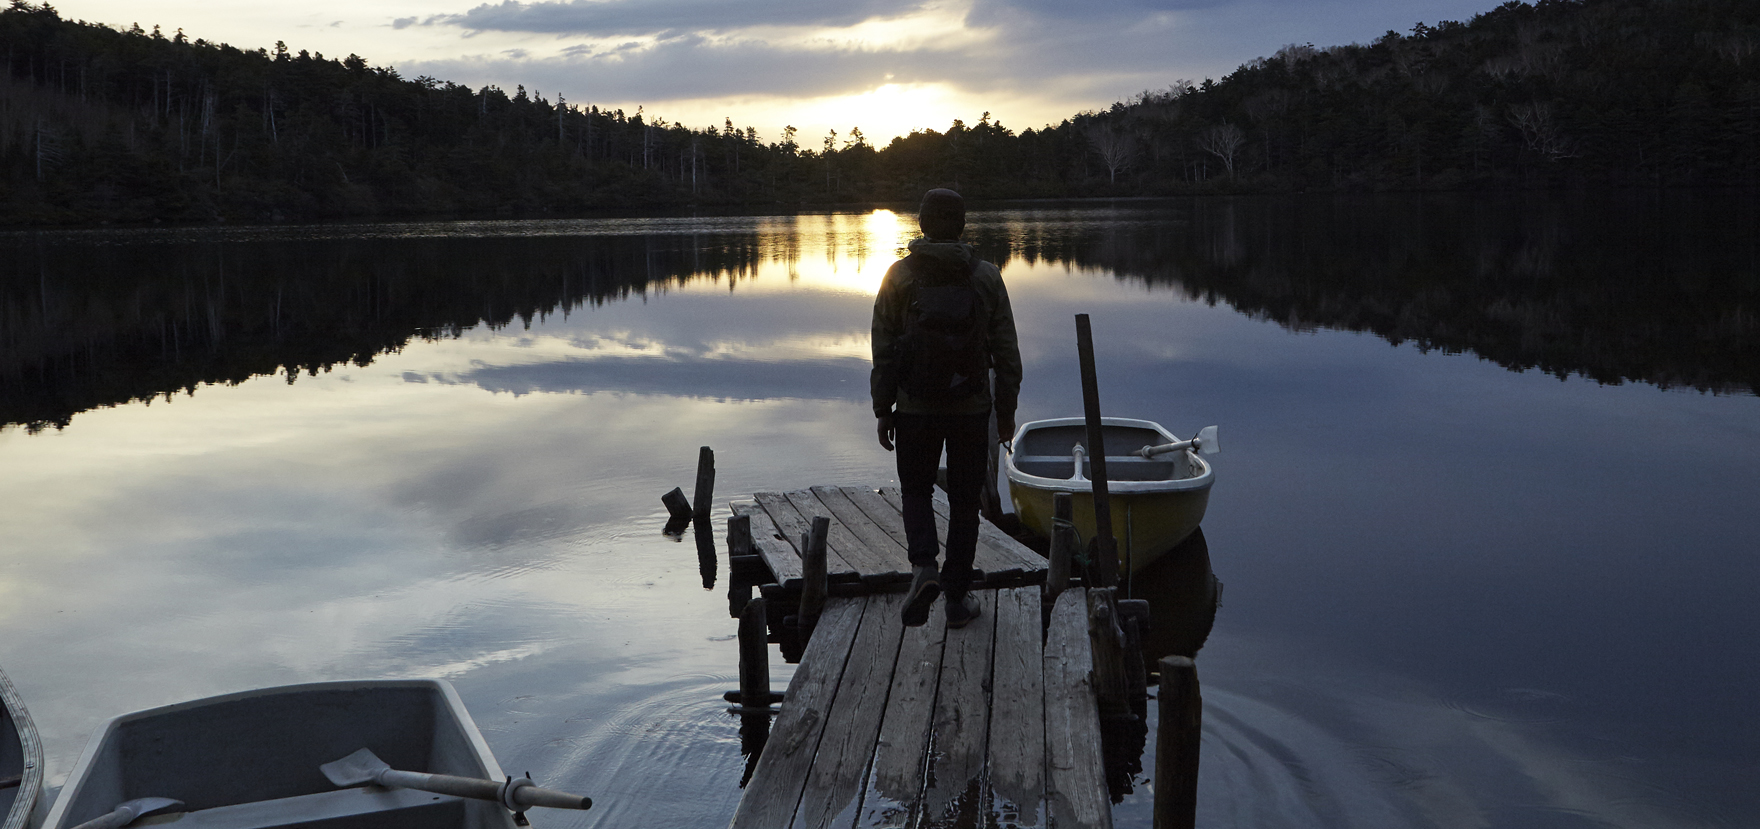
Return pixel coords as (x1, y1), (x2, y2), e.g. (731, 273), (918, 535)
(68, 797), (184, 829)
(320, 748), (591, 812)
(1136, 425), (1220, 458)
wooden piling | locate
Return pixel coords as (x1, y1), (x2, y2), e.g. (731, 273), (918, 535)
(1048, 492), (1075, 602)
(799, 518), (830, 632)
(1154, 656), (1201, 829)
(1074, 314), (1118, 588)
(1087, 587), (1133, 718)
(728, 513), (753, 557)
(662, 486), (692, 523)
(982, 406), (1004, 522)
(730, 598), (780, 712)
(693, 446), (716, 525)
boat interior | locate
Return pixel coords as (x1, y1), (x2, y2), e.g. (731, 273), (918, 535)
(56, 685), (512, 829)
(1011, 423), (1195, 482)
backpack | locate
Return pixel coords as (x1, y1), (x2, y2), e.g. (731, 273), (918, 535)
(897, 251), (988, 404)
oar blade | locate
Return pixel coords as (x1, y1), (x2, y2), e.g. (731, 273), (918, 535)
(320, 748), (392, 788)
(1195, 425), (1220, 455)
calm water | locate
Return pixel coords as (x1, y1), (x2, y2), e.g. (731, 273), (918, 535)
(2, 195), (1757, 827)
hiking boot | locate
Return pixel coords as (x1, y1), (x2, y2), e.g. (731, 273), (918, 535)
(945, 593), (982, 629)
(901, 565), (941, 627)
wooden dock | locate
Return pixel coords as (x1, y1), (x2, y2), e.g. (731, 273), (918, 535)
(725, 487), (1113, 829)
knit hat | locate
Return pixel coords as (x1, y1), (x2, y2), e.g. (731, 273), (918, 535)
(918, 189), (966, 240)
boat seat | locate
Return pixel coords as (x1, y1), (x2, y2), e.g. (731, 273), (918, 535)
(135, 786), (470, 829)
(1013, 455), (1181, 482)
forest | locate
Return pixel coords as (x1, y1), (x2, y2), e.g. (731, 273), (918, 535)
(0, 0), (1757, 223)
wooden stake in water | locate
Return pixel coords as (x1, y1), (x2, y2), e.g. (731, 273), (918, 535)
(1074, 314), (1117, 588)
(693, 446), (716, 526)
(1154, 655), (1201, 829)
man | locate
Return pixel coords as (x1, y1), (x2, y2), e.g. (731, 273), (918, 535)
(871, 189), (1022, 628)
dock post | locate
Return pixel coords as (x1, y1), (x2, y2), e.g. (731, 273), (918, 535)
(1048, 492), (1074, 600)
(799, 517), (830, 634)
(982, 406), (1004, 522)
(693, 446), (716, 526)
(736, 598), (778, 710)
(1074, 314), (1118, 588)
(1087, 587), (1133, 718)
(728, 513), (753, 558)
(1154, 656), (1201, 829)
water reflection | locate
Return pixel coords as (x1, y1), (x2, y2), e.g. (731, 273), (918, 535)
(7, 195), (1756, 433)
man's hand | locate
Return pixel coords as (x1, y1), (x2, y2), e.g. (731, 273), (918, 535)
(877, 414), (896, 451)
(997, 415), (1016, 446)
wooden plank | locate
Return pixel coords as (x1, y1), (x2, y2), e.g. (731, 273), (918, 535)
(985, 587), (1047, 829)
(812, 486), (911, 575)
(919, 590), (1000, 828)
(933, 491), (1046, 572)
(842, 486), (914, 553)
(1044, 588), (1112, 829)
(783, 489), (898, 577)
(790, 592), (910, 829)
(878, 487), (950, 563)
(880, 487), (1044, 575)
(755, 492), (859, 578)
(855, 607), (949, 828)
(731, 597), (867, 829)
(731, 501), (803, 584)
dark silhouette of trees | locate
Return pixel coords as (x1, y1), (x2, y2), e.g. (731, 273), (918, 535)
(2, 0), (1759, 224)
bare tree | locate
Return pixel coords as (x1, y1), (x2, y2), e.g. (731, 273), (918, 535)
(1085, 125), (1135, 184)
(1508, 102), (1576, 161)
(1195, 123), (1245, 178)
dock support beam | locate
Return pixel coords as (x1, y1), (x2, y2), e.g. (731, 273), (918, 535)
(1154, 656), (1201, 829)
(798, 517), (830, 634)
(725, 598), (785, 712)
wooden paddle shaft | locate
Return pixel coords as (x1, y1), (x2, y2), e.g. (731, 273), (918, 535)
(375, 769), (591, 810)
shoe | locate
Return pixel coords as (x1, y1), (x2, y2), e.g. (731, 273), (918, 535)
(945, 593), (981, 629)
(901, 565), (941, 627)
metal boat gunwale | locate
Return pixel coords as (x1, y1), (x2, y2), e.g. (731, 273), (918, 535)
(1, 665), (43, 829)
(1005, 416), (1214, 494)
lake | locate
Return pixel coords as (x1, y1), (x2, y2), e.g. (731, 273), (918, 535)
(2, 194), (1757, 827)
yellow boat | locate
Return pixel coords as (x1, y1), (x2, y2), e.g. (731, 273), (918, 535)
(1004, 417), (1216, 575)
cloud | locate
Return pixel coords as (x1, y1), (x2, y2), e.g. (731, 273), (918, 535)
(440, 0), (927, 36)
(392, 17), (418, 29)
(405, 35), (978, 103)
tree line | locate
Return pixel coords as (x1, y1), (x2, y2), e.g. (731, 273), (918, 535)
(7, 192), (1755, 432)
(1, 0), (1757, 224)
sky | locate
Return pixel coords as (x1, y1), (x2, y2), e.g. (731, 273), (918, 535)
(57, 0), (1497, 146)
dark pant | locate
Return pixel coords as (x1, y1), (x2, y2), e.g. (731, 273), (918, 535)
(895, 411), (990, 600)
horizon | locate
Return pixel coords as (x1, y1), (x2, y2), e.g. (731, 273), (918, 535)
(50, 0), (1499, 147)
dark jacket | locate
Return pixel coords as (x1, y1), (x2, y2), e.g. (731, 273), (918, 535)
(870, 239), (1022, 419)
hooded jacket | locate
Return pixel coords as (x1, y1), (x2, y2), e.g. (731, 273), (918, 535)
(870, 239), (1022, 419)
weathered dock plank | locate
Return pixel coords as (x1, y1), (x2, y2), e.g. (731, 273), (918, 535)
(841, 486), (916, 554)
(855, 604), (949, 829)
(732, 598), (866, 829)
(986, 586), (1047, 829)
(812, 486), (911, 573)
(919, 590), (1000, 828)
(731, 500), (805, 583)
(1044, 588), (1112, 829)
(783, 488), (898, 577)
(754, 492), (860, 578)
(790, 592), (909, 829)
(878, 487), (1043, 574)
